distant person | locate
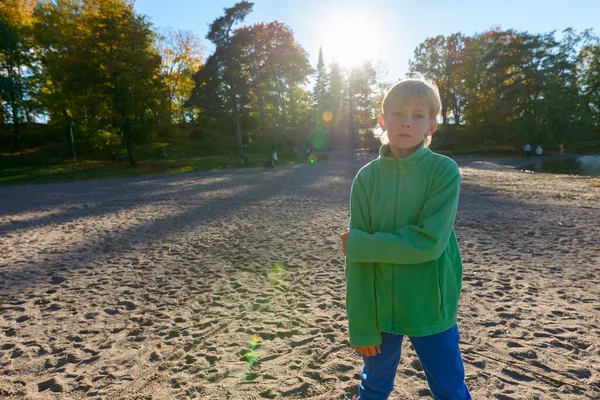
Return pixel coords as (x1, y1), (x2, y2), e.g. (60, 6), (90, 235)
(536, 145), (543, 156)
(524, 143), (532, 158)
(305, 147), (312, 166)
(271, 151), (279, 167)
(559, 144), (564, 156)
(340, 76), (471, 400)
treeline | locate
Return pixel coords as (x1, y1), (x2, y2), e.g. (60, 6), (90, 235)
(0, 0), (200, 165)
(0, 0), (384, 163)
(187, 1), (385, 155)
(409, 29), (600, 150)
(1, 0), (599, 165)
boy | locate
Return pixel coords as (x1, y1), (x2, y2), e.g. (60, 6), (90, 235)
(340, 77), (471, 399)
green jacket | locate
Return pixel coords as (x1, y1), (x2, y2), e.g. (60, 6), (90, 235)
(345, 141), (463, 346)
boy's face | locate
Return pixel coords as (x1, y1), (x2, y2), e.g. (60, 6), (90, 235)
(379, 101), (437, 157)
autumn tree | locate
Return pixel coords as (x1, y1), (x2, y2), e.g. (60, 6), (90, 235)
(32, 0), (85, 154)
(82, 0), (166, 165)
(189, 3), (313, 154)
(156, 28), (203, 124)
(409, 33), (465, 124)
(238, 21), (312, 147)
(32, 0), (167, 165)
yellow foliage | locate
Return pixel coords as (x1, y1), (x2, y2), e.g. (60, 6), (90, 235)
(0, 0), (37, 25)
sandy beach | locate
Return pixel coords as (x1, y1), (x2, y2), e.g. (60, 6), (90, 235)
(1, 152), (599, 399)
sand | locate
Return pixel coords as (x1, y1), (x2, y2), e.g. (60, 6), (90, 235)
(1, 152), (599, 400)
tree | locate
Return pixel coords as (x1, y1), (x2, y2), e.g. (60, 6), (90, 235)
(32, 0), (168, 163)
(237, 21), (312, 147)
(312, 47), (329, 118)
(346, 61), (377, 146)
(80, 0), (167, 165)
(579, 33), (600, 130)
(193, 1), (254, 157)
(264, 23), (312, 131)
(328, 61), (344, 126)
(189, 6), (314, 154)
(156, 28), (204, 124)
(0, 0), (37, 151)
(32, 0), (85, 153)
(408, 33), (465, 125)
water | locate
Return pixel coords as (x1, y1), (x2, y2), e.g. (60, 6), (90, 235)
(519, 155), (600, 177)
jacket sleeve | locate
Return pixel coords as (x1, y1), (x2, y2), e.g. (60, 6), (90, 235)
(345, 174), (382, 346)
(346, 164), (460, 265)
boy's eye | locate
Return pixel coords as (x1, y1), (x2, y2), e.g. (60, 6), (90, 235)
(414, 114), (424, 119)
(392, 112), (402, 117)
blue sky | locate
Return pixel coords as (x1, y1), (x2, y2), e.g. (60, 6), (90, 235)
(135, 0), (600, 83)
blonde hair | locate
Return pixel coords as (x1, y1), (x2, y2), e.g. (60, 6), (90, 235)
(374, 75), (441, 148)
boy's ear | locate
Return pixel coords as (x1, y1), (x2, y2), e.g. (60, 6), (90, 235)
(378, 113), (386, 131)
(428, 120), (437, 135)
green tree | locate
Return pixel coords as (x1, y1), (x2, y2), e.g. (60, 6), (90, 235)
(265, 24), (312, 131)
(0, 0), (37, 151)
(32, 0), (84, 153)
(579, 34), (600, 131)
(33, 0), (168, 163)
(346, 61), (377, 146)
(195, 1), (253, 157)
(312, 47), (329, 119)
(328, 61), (344, 126)
(81, 0), (166, 165)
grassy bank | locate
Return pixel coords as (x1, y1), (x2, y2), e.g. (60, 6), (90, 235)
(0, 132), (321, 186)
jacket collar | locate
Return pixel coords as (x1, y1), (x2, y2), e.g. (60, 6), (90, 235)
(378, 140), (429, 167)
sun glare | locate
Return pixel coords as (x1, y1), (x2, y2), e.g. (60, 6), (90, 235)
(322, 14), (380, 67)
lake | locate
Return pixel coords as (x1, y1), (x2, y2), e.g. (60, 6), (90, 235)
(519, 155), (600, 177)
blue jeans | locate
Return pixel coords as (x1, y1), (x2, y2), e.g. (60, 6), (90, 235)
(359, 325), (471, 400)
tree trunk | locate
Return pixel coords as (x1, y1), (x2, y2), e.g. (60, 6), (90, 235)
(12, 122), (21, 153)
(10, 93), (21, 152)
(256, 85), (267, 135)
(290, 87), (297, 127)
(441, 105), (448, 125)
(348, 89), (355, 149)
(472, 95), (478, 137)
(126, 135), (137, 167)
(235, 112), (244, 157)
(125, 121), (137, 167)
(275, 75), (287, 123)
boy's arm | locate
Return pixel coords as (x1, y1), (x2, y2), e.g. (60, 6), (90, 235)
(345, 176), (381, 346)
(346, 164), (460, 265)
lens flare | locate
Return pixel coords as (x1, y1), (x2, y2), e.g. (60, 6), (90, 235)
(244, 334), (262, 376)
(268, 263), (286, 286)
(322, 111), (333, 122)
(308, 127), (330, 150)
(309, 155), (317, 164)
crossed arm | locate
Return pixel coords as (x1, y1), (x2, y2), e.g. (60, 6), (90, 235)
(342, 166), (461, 356)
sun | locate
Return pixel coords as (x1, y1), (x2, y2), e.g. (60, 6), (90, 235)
(322, 14), (380, 67)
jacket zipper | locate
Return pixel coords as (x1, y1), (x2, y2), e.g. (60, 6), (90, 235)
(391, 159), (400, 332)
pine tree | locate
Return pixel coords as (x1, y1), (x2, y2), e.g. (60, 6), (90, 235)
(312, 47), (328, 115)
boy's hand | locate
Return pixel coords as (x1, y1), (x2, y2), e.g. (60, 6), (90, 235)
(353, 345), (381, 357)
(340, 230), (350, 255)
